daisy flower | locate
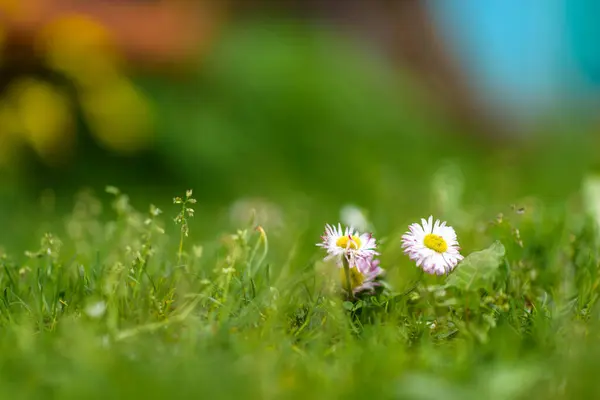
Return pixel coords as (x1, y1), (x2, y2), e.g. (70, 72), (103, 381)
(339, 255), (385, 295)
(317, 223), (377, 263)
(401, 216), (463, 275)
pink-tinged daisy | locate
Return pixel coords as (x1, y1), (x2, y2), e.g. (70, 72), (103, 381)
(401, 216), (463, 275)
(317, 223), (377, 263)
(339, 255), (385, 295)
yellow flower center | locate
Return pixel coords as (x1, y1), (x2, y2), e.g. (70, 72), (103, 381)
(424, 234), (448, 253)
(340, 267), (365, 291)
(336, 235), (361, 250)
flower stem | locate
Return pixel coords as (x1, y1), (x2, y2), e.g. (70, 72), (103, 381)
(177, 229), (184, 266)
(342, 256), (354, 300)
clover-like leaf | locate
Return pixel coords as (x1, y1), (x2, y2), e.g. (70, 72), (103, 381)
(446, 241), (505, 291)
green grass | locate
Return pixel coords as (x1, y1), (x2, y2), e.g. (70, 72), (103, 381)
(0, 181), (600, 399)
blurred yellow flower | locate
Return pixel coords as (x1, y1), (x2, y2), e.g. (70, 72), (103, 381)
(3, 78), (75, 165)
(38, 14), (154, 154)
(0, 8), (157, 168)
(38, 13), (120, 88)
(81, 77), (154, 154)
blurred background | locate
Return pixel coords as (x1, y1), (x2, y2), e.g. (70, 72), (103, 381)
(0, 0), (599, 249)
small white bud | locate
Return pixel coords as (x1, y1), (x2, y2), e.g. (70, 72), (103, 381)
(105, 186), (120, 195)
(85, 301), (107, 319)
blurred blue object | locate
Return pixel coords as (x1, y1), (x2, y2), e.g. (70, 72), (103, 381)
(565, 0), (600, 88)
(427, 0), (600, 124)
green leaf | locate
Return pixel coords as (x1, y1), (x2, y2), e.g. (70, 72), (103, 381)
(445, 241), (506, 291)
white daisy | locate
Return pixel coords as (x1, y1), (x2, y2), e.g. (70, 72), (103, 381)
(401, 216), (463, 275)
(339, 255), (385, 295)
(317, 223), (377, 263)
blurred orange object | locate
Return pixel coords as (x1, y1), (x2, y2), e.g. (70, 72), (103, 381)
(0, 0), (225, 163)
(0, 0), (221, 68)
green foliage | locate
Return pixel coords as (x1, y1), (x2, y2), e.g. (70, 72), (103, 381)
(0, 186), (597, 398)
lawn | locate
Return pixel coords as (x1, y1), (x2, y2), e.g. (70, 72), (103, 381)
(0, 165), (599, 399)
